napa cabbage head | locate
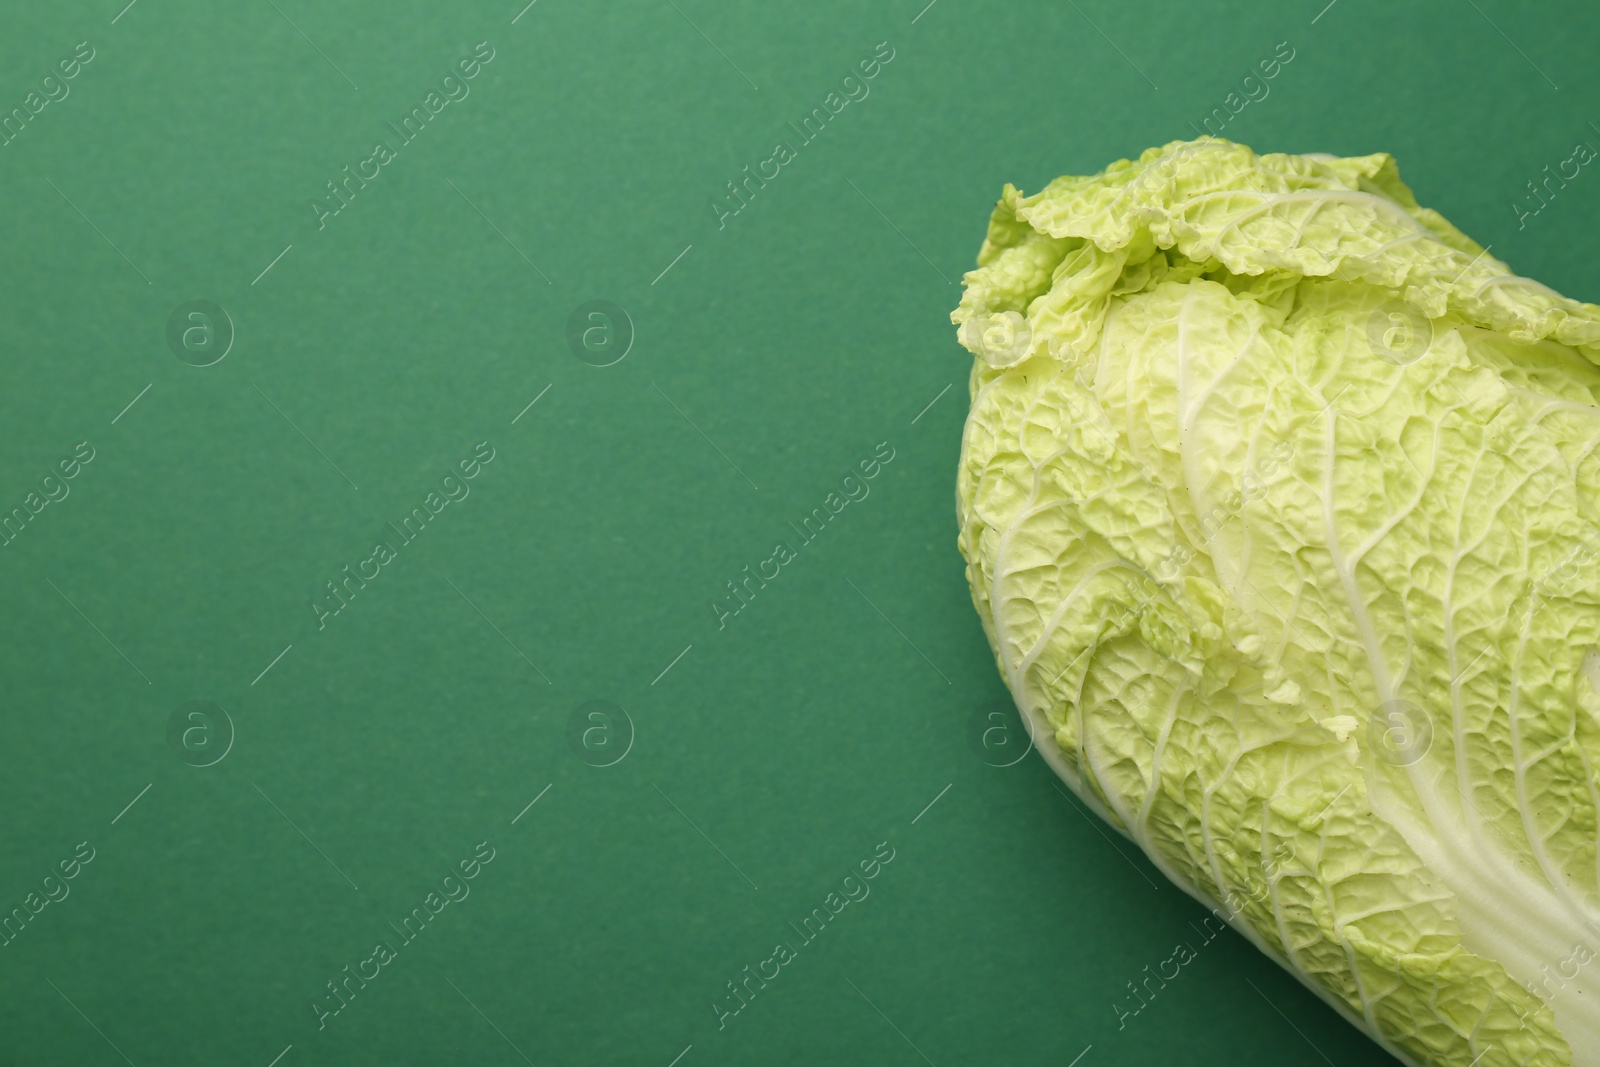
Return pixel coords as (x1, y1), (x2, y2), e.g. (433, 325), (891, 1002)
(951, 138), (1600, 1067)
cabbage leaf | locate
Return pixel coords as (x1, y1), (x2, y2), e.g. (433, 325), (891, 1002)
(952, 138), (1600, 1067)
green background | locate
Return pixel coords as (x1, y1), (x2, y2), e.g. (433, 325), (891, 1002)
(0, 1), (1596, 1064)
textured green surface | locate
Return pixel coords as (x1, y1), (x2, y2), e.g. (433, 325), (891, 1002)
(0, 2), (1596, 1065)
(952, 139), (1600, 1066)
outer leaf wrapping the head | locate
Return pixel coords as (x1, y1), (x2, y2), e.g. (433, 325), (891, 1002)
(953, 138), (1600, 1067)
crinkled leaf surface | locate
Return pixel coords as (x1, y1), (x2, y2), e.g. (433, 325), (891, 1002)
(953, 138), (1600, 1067)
